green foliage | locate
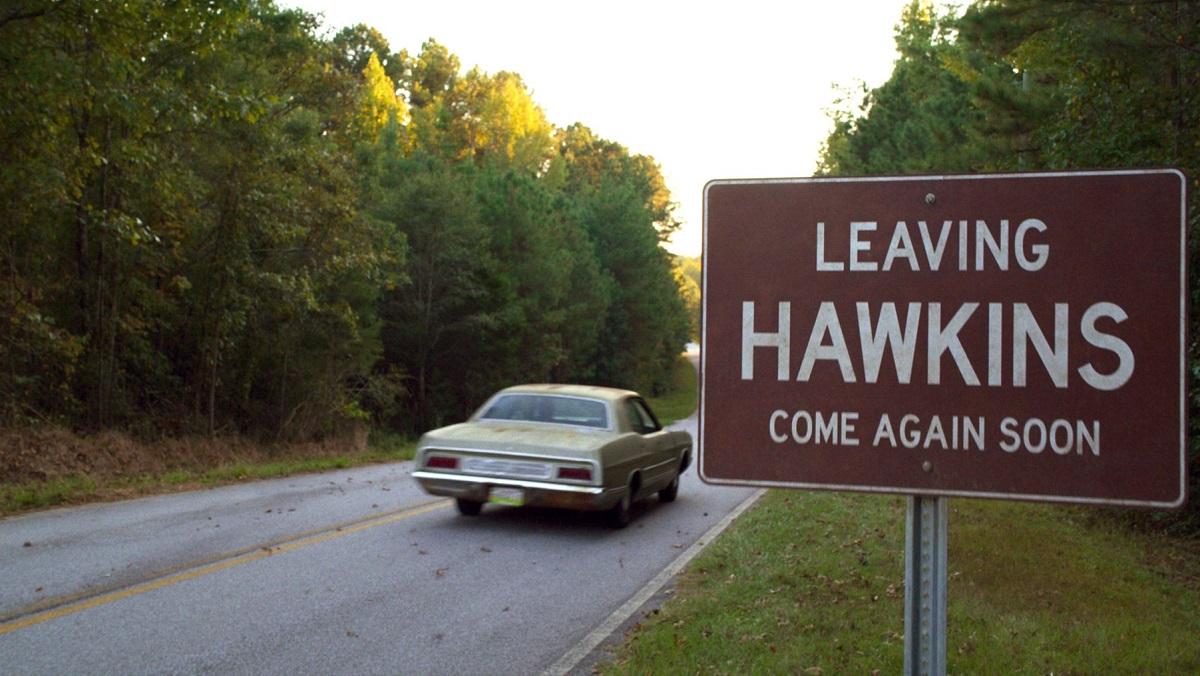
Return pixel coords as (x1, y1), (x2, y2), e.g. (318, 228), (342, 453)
(676, 255), (701, 341)
(368, 43), (689, 431)
(0, 0), (692, 445)
(818, 1), (992, 175)
(376, 155), (493, 430)
(330, 23), (407, 86)
(556, 125), (691, 395)
(644, 355), (698, 425)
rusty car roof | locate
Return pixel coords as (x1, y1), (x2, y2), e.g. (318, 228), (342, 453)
(492, 383), (639, 403)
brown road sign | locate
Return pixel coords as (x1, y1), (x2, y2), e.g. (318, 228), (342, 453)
(699, 170), (1187, 507)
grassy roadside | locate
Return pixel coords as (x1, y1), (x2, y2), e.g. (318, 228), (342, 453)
(0, 432), (416, 515)
(601, 490), (1200, 673)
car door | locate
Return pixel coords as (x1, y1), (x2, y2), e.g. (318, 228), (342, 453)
(625, 398), (677, 490)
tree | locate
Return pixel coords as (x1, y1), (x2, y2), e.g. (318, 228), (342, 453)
(557, 125), (690, 394)
(376, 155), (492, 431)
(0, 0), (266, 429)
(406, 38), (460, 110)
(404, 46), (556, 174)
(459, 69), (556, 172)
(0, 3), (694, 449)
(556, 124), (681, 240)
(331, 23), (406, 85)
(676, 255), (701, 342)
(156, 2), (387, 439)
(469, 167), (574, 388)
(348, 52), (410, 144)
(818, 1), (986, 175)
(0, 0), (388, 438)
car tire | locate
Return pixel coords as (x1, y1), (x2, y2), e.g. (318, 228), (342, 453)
(608, 488), (632, 529)
(658, 474), (679, 503)
(456, 498), (483, 516)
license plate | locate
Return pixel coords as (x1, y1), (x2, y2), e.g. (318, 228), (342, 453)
(489, 487), (524, 506)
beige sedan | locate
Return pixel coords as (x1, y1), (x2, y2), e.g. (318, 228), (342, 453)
(412, 384), (692, 528)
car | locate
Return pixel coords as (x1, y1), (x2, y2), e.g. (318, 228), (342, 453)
(411, 384), (692, 528)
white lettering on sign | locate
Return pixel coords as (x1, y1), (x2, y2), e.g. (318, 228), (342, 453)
(999, 417), (1101, 455)
(763, 409), (1103, 456)
(741, 301), (1134, 391)
(742, 301), (790, 380)
(815, 219), (1050, 272)
(744, 213), (1134, 463)
(739, 217), (1133, 389)
(769, 409), (860, 446)
(872, 413), (985, 450)
(1078, 303), (1135, 390)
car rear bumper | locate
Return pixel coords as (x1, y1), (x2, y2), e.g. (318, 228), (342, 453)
(411, 470), (622, 511)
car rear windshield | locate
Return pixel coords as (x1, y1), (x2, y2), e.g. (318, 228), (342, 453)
(479, 394), (609, 429)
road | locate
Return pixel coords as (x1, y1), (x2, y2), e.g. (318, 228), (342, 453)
(0, 414), (759, 675)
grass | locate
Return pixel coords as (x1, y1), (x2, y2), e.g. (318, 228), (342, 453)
(946, 500), (1200, 672)
(647, 354), (698, 425)
(605, 491), (909, 673)
(601, 491), (1200, 674)
(2, 477), (99, 512)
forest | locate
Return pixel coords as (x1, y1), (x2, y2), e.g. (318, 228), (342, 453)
(819, 0), (1199, 532)
(0, 0), (694, 441)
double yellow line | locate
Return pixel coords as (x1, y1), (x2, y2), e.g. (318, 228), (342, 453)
(0, 498), (450, 635)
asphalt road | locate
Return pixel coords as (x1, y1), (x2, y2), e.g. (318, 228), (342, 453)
(0, 414), (759, 676)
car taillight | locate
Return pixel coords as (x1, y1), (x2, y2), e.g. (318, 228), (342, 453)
(426, 456), (458, 469)
(558, 466), (592, 481)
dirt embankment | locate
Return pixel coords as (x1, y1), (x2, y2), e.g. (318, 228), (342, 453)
(0, 427), (367, 485)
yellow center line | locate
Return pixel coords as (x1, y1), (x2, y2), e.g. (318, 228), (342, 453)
(0, 498), (451, 635)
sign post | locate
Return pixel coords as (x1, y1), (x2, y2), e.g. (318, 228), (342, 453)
(905, 496), (947, 676)
(699, 170), (1188, 674)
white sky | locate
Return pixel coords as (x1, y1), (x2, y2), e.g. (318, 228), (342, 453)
(283, 0), (911, 257)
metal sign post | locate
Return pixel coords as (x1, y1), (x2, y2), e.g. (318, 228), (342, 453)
(904, 496), (948, 676)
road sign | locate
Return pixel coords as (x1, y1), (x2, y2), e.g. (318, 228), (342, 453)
(699, 170), (1187, 508)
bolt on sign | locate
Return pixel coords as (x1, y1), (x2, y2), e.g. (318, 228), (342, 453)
(699, 170), (1188, 507)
